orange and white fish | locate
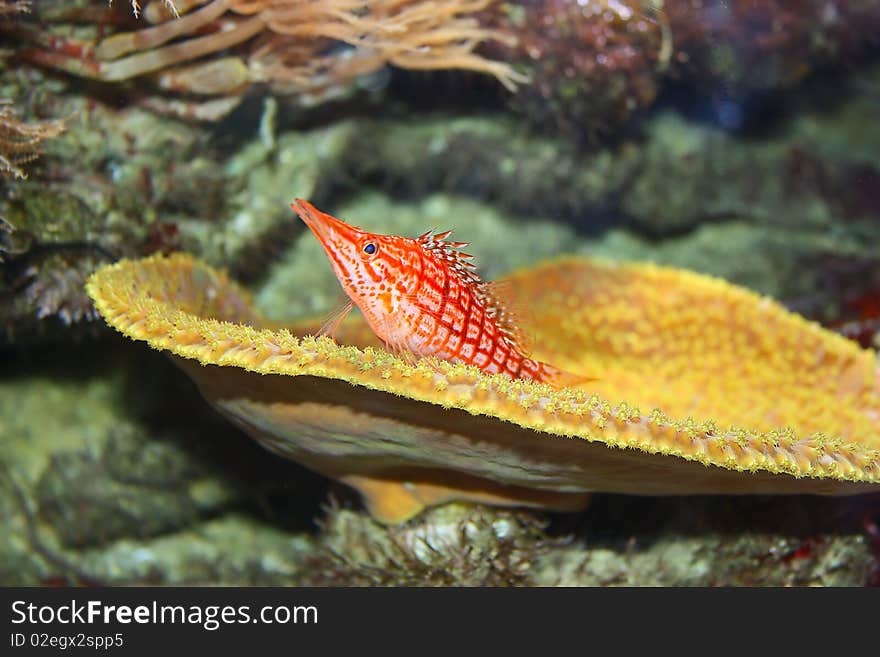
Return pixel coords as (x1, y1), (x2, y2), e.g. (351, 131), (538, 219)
(292, 199), (588, 388)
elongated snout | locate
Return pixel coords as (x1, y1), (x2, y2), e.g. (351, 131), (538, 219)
(291, 198), (362, 249)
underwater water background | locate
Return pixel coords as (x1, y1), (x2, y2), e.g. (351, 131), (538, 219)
(1, 0), (879, 585)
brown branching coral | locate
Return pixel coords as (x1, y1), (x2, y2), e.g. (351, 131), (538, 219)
(247, 0), (525, 93)
(0, 100), (65, 180)
(17, 0), (523, 118)
(111, 0), (180, 19)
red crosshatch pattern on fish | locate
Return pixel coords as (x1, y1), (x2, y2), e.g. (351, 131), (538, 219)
(291, 199), (589, 388)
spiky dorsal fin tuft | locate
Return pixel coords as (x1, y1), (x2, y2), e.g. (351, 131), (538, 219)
(417, 228), (531, 354)
(417, 228), (480, 285)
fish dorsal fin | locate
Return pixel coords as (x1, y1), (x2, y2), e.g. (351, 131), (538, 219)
(417, 228), (481, 287)
(417, 229), (532, 354)
(479, 280), (535, 355)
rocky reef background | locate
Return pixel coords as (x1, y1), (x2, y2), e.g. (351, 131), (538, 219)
(1, 0), (880, 585)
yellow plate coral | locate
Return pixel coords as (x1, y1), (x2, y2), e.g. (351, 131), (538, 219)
(87, 253), (880, 523)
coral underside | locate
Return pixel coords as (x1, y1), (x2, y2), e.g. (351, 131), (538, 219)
(87, 253), (880, 491)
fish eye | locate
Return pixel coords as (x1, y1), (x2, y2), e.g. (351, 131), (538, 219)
(363, 242), (377, 256)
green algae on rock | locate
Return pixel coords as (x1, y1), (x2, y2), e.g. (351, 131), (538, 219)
(0, 342), (325, 585)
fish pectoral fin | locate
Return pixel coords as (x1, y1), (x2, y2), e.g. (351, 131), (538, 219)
(317, 297), (355, 341)
(378, 316), (422, 367)
(390, 343), (423, 369)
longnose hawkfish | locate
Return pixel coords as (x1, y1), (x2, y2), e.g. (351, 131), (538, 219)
(292, 199), (590, 388)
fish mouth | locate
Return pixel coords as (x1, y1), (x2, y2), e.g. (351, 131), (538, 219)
(291, 198), (360, 248)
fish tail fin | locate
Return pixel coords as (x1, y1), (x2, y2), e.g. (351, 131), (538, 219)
(542, 363), (598, 390)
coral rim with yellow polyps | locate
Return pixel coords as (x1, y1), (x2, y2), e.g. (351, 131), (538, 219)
(86, 252), (880, 486)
